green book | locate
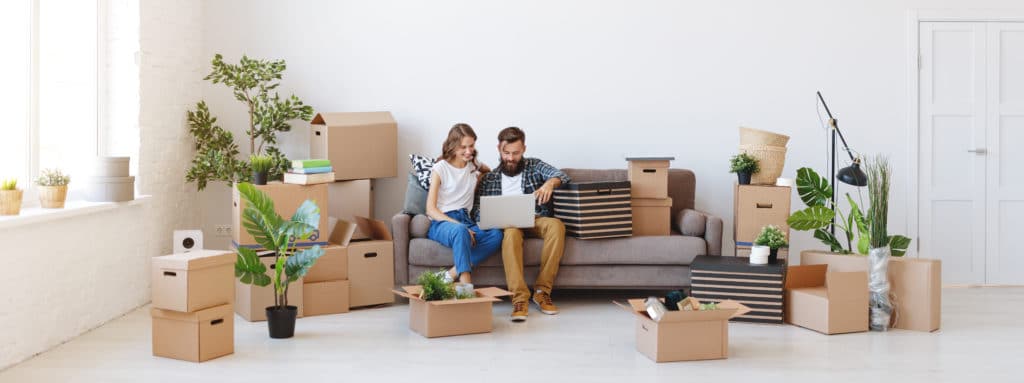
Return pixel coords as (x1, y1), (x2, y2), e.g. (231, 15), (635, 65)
(291, 159), (331, 169)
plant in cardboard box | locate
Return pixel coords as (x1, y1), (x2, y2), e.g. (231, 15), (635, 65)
(233, 182), (325, 339)
(729, 153), (760, 185)
(35, 168), (70, 209)
(754, 225), (788, 264)
(415, 269), (478, 301)
(185, 54), (314, 190)
(249, 154), (273, 186)
(0, 178), (21, 216)
(865, 155), (893, 331)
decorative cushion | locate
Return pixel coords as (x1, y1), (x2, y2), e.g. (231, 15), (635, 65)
(409, 154), (436, 190)
(402, 172), (429, 216)
(410, 214), (432, 238)
(677, 209), (706, 237)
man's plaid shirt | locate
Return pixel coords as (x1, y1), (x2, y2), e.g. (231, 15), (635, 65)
(472, 158), (571, 222)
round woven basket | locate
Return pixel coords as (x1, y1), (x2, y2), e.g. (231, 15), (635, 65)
(1, 189), (23, 215)
(39, 185), (68, 209)
(739, 144), (787, 185)
(739, 127), (790, 147)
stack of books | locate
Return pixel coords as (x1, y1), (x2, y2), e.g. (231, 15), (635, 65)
(284, 159), (335, 185)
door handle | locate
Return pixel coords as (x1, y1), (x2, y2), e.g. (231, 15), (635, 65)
(967, 148), (987, 154)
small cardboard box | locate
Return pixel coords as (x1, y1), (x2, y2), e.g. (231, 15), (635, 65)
(151, 303), (233, 363)
(616, 299), (750, 362)
(734, 184), (791, 248)
(234, 255), (304, 322)
(393, 286), (512, 338)
(304, 244), (348, 283)
(310, 112), (398, 181)
(800, 250), (941, 332)
(553, 181), (632, 239)
(632, 198), (672, 236)
(626, 157), (672, 199)
(303, 280), (350, 316)
(151, 250), (234, 313)
(349, 216), (395, 308)
(784, 264), (868, 335)
(232, 182), (329, 250)
(328, 179), (374, 239)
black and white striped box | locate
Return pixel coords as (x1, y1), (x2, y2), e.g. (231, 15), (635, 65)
(553, 181), (632, 239)
(689, 255), (786, 324)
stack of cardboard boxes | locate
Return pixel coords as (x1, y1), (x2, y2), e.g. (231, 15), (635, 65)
(733, 184), (791, 258)
(150, 250), (236, 362)
(627, 157), (674, 236)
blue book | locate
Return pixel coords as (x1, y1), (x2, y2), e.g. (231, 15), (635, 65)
(290, 166), (333, 174)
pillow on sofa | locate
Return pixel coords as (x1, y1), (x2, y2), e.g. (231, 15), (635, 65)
(402, 172), (428, 216)
(409, 154), (436, 190)
(410, 214), (432, 238)
(676, 209), (706, 236)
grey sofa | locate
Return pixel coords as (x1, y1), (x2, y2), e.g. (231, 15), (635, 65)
(391, 168), (723, 289)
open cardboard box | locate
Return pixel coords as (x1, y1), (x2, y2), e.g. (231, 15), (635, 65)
(393, 285), (512, 338)
(784, 264), (868, 335)
(348, 216), (395, 308)
(615, 298), (750, 362)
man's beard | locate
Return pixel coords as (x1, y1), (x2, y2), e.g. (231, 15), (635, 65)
(499, 157), (526, 177)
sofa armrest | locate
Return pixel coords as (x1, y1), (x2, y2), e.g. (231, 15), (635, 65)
(391, 213), (412, 285)
(678, 209), (723, 256)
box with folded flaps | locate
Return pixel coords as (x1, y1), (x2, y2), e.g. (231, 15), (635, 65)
(305, 244), (348, 283)
(393, 285), (512, 338)
(784, 264), (868, 335)
(615, 298), (750, 362)
(349, 216), (395, 308)
(151, 250), (234, 313)
(151, 303), (233, 362)
(234, 253), (304, 322)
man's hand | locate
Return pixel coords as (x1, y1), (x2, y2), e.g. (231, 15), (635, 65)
(534, 184), (555, 204)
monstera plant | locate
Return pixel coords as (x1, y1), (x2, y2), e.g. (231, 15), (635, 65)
(786, 167), (911, 256)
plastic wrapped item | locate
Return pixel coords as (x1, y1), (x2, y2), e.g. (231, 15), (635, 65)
(869, 246), (892, 331)
(644, 296), (667, 321)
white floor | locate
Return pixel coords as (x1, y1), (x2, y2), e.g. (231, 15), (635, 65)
(1, 287), (1021, 383)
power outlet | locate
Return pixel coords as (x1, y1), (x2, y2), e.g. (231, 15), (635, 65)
(214, 225), (232, 237)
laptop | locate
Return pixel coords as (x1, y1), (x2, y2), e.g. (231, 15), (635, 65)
(478, 194), (536, 230)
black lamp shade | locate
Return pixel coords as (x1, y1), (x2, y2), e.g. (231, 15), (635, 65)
(837, 163), (868, 186)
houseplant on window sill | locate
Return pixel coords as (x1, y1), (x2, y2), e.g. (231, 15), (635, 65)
(0, 179), (22, 216)
(754, 224), (788, 264)
(729, 153), (760, 185)
(233, 182), (325, 338)
(36, 168), (70, 209)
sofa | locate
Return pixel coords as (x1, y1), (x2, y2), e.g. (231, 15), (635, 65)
(391, 168), (723, 289)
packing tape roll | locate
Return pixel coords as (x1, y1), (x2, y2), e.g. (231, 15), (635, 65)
(775, 177), (794, 187)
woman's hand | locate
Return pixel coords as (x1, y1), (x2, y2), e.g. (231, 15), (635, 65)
(467, 228), (476, 246)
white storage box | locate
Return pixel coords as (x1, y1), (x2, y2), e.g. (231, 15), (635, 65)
(93, 157), (130, 177)
(86, 176), (135, 202)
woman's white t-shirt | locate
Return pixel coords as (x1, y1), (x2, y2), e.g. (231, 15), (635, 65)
(432, 159), (478, 213)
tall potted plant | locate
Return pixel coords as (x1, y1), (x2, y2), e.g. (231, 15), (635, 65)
(729, 153), (760, 185)
(35, 168), (70, 209)
(754, 225), (788, 264)
(0, 179), (21, 216)
(233, 182), (325, 338)
(866, 155), (893, 331)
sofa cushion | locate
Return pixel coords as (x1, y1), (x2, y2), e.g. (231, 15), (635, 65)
(408, 235), (706, 267)
(677, 209), (706, 236)
(402, 173), (429, 216)
(409, 154), (436, 190)
(410, 214), (432, 238)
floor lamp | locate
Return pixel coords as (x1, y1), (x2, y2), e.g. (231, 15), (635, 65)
(816, 91), (868, 236)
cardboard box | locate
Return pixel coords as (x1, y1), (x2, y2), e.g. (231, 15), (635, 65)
(553, 181), (633, 239)
(234, 255), (304, 322)
(151, 250), (234, 313)
(733, 184), (791, 248)
(627, 157), (671, 199)
(349, 216), (395, 308)
(690, 255), (786, 324)
(232, 182), (329, 250)
(303, 280), (350, 316)
(393, 286), (512, 338)
(328, 179), (373, 239)
(151, 303), (233, 362)
(310, 112), (398, 181)
(305, 244), (348, 283)
(784, 264), (868, 335)
(616, 299), (750, 362)
(800, 251), (941, 332)
(632, 198), (672, 236)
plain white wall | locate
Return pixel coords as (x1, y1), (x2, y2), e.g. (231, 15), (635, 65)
(196, 0), (1024, 255)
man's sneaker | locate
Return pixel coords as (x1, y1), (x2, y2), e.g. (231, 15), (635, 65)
(434, 269), (454, 284)
(532, 290), (559, 315)
(510, 301), (529, 322)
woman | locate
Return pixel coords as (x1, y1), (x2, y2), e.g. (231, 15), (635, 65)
(426, 123), (502, 284)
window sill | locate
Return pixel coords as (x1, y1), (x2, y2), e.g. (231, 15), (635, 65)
(0, 195), (151, 230)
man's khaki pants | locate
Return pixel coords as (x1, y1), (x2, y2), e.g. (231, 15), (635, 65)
(502, 217), (565, 303)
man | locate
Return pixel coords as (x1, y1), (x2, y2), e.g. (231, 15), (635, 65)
(473, 127), (570, 322)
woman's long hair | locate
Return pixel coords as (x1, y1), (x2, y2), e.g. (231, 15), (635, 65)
(438, 123), (480, 169)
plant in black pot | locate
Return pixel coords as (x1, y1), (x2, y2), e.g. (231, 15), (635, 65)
(754, 225), (788, 264)
(729, 153), (760, 185)
(233, 182), (325, 339)
(250, 154), (273, 185)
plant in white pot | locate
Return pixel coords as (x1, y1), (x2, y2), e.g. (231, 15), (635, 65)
(753, 225), (788, 264)
(35, 168), (70, 209)
(0, 179), (22, 216)
(865, 155), (893, 331)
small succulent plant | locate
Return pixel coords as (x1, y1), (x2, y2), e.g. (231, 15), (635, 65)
(35, 169), (70, 187)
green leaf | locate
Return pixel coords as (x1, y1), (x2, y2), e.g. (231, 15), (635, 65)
(813, 229), (845, 253)
(237, 182), (284, 251)
(796, 167), (833, 207)
(847, 194), (870, 254)
(889, 235), (912, 257)
(787, 206), (835, 231)
(235, 247), (270, 287)
(285, 246), (325, 280)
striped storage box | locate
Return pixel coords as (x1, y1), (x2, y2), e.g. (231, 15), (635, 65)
(553, 181), (632, 239)
(689, 255), (786, 324)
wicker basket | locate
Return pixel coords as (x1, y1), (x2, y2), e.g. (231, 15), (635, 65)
(739, 144), (787, 185)
(39, 185), (68, 209)
(739, 127), (790, 147)
(1, 189), (23, 215)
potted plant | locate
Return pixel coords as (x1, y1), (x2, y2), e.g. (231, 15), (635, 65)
(35, 168), (71, 208)
(729, 153), (760, 185)
(754, 225), (788, 264)
(249, 154), (273, 185)
(233, 182), (325, 339)
(865, 155), (893, 331)
(185, 54), (314, 190)
(0, 179), (21, 216)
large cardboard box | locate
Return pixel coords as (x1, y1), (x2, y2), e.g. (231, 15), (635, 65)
(304, 244), (348, 283)
(151, 250), (234, 313)
(733, 184), (791, 248)
(616, 299), (750, 362)
(234, 255), (304, 322)
(327, 179), (373, 239)
(800, 250), (941, 332)
(690, 255), (786, 324)
(303, 280), (350, 316)
(310, 112), (398, 181)
(626, 157), (671, 199)
(553, 181), (632, 239)
(784, 264), (868, 335)
(393, 286), (512, 338)
(232, 182), (329, 250)
(632, 198), (672, 236)
(349, 216), (395, 308)
(151, 303), (233, 363)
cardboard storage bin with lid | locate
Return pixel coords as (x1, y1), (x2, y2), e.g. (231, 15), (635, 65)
(626, 157), (672, 199)
(393, 286), (513, 338)
(328, 179), (373, 240)
(235, 253), (305, 322)
(151, 250), (235, 313)
(151, 303), (233, 362)
(734, 184), (791, 256)
(632, 197), (672, 236)
(615, 298), (750, 362)
(784, 264), (868, 335)
(800, 250), (941, 332)
(310, 111), (398, 181)
(553, 181), (633, 239)
(232, 182), (329, 250)
(348, 216), (395, 308)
